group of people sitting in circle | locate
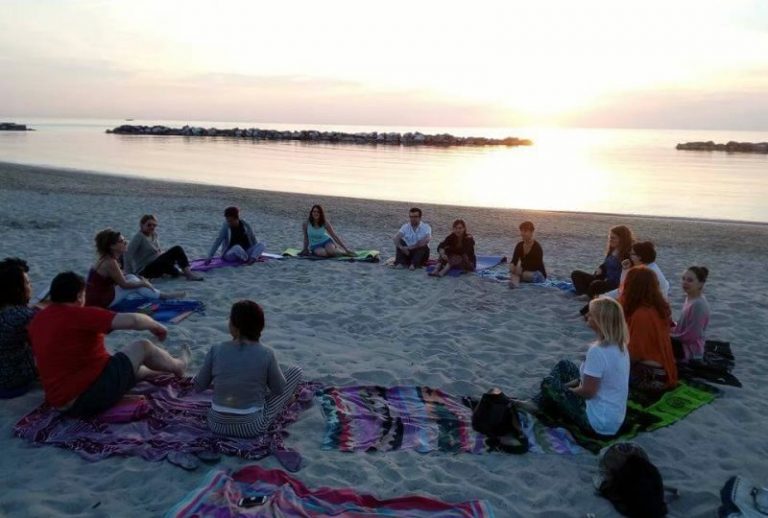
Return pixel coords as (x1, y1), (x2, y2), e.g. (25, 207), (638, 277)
(0, 208), (710, 442)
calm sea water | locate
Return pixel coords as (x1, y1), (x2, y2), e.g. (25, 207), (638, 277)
(1, 117), (767, 222)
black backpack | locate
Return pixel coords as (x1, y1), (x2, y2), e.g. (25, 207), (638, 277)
(471, 391), (529, 454)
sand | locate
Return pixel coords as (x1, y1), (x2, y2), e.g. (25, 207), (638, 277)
(1, 162), (767, 517)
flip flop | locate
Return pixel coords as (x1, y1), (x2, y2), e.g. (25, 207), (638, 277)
(167, 452), (200, 471)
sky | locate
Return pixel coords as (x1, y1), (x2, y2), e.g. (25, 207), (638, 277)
(1, 0), (767, 129)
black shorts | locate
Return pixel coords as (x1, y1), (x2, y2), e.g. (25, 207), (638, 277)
(68, 352), (137, 417)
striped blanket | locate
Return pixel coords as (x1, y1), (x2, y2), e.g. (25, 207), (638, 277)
(167, 464), (494, 518)
(14, 376), (319, 470)
(318, 385), (585, 455)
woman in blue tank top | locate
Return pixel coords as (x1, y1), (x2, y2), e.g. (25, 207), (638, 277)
(301, 205), (354, 257)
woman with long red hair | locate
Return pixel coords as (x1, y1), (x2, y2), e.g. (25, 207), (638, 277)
(620, 266), (678, 392)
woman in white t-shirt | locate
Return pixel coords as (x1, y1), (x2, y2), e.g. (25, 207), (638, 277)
(539, 297), (630, 436)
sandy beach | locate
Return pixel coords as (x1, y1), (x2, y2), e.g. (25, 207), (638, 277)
(1, 161), (767, 517)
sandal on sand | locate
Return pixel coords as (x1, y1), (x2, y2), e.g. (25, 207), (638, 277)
(167, 452), (200, 471)
(195, 450), (221, 464)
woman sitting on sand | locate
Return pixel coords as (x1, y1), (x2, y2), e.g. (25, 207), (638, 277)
(301, 204), (354, 257)
(670, 266), (710, 361)
(508, 220), (546, 288)
(620, 266), (677, 392)
(537, 297), (629, 436)
(85, 229), (183, 309)
(0, 258), (38, 398)
(430, 219), (476, 277)
(571, 225), (634, 316)
(193, 300), (303, 438)
(608, 241), (670, 301)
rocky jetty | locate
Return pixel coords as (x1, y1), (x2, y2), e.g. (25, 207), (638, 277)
(106, 125), (533, 147)
(0, 122), (32, 131)
(676, 141), (768, 154)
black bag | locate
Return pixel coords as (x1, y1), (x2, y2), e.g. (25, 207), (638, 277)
(471, 391), (529, 454)
(595, 443), (672, 517)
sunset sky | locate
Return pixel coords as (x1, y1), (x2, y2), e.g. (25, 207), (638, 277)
(1, 0), (767, 129)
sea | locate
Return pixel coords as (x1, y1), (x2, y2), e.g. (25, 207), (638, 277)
(1, 118), (766, 223)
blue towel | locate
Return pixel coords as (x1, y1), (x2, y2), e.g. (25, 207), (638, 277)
(110, 298), (205, 323)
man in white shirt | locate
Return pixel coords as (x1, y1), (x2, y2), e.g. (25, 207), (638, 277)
(393, 208), (431, 270)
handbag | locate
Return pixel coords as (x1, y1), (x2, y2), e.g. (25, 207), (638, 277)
(471, 391), (529, 454)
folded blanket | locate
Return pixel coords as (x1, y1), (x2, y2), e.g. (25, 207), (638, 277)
(426, 255), (507, 277)
(282, 248), (380, 262)
(166, 464), (494, 518)
(189, 253), (282, 272)
(110, 298), (205, 323)
(535, 379), (721, 453)
(14, 376), (319, 471)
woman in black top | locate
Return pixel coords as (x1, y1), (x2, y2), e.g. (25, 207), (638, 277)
(509, 221), (547, 288)
(430, 219), (476, 277)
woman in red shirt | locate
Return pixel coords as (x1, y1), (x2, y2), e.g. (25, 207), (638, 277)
(620, 266), (678, 392)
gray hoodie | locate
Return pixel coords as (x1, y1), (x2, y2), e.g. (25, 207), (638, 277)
(207, 220), (257, 260)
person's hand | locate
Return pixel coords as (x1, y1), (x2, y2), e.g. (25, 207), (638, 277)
(621, 259), (631, 270)
(149, 322), (168, 341)
(141, 278), (153, 289)
(400, 246), (410, 256)
(594, 267), (603, 276)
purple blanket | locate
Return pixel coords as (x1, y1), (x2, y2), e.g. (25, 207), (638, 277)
(14, 376), (319, 471)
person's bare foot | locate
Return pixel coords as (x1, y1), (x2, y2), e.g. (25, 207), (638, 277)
(184, 271), (204, 281)
(409, 265), (416, 271)
(175, 343), (192, 377)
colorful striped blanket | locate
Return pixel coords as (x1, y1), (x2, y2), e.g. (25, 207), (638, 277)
(166, 464), (494, 518)
(318, 385), (585, 455)
(14, 376), (319, 471)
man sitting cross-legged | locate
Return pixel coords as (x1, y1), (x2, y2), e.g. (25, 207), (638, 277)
(29, 271), (190, 417)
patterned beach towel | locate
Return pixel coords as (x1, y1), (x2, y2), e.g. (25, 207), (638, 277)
(318, 385), (584, 455)
(110, 298), (205, 323)
(426, 255), (507, 277)
(14, 376), (319, 470)
(475, 268), (576, 292)
(189, 253), (282, 272)
(536, 379), (722, 453)
(282, 248), (381, 262)
(166, 464), (494, 518)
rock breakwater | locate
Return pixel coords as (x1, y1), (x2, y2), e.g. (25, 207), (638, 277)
(676, 141), (768, 154)
(106, 125), (533, 147)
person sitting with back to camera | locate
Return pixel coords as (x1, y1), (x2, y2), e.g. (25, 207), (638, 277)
(300, 204), (354, 257)
(193, 300), (303, 438)
(620, 266), (678, 392)
(205, 206), (265, 265)
(509, 220), (547, 288)
(30, 271), (190, 417)
(0, 257), (38, 398)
